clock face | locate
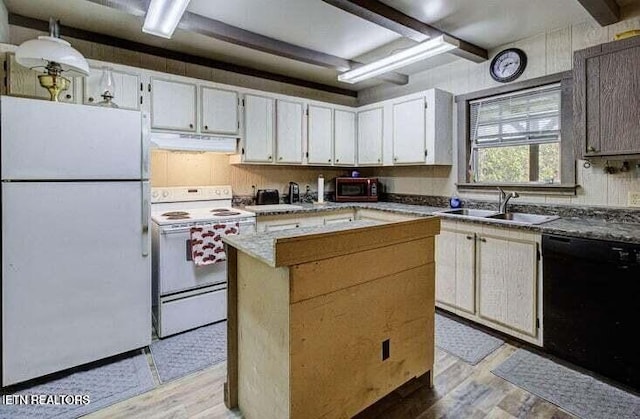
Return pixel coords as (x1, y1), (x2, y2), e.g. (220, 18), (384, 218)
(490, 48), (527, 83)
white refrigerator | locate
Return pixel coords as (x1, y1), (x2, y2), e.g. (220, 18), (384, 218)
(1, 96), (151, 386)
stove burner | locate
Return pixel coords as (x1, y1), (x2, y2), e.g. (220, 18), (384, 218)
(162, 211), (190, 217)
(210, 208), (231, 212)
(213, 211), (241, 216)
(166, 215), (191, 220)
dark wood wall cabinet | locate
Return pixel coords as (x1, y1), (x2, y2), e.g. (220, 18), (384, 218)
(574, 35), (640, 158)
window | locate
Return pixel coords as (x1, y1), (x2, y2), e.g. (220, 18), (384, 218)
(456, 72), (576, 193)
(469, 84), (561, 184)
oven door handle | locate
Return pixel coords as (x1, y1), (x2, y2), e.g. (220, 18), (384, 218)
(160, 227), (192, 235)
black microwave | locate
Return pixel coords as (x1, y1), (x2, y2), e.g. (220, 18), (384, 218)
(335, 177), (378, 202)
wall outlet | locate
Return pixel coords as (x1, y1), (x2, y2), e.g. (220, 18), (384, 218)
(628, 191), (640, 207)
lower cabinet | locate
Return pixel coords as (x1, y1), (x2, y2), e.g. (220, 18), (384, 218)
(435, 220), (541, 345)
(435, 228), (475, 314)
(477, 233), (538, 337)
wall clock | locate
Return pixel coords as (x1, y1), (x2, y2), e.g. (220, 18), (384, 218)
(489, 48), (527, 83)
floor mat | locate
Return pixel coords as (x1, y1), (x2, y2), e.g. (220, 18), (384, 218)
(492, 349), (640, 419)
(0, 351), (155, 419)
(435, 313), (504, 365)
(149, 321), (226, 383)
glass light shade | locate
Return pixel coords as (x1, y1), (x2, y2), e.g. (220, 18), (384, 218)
(100, 67), (115, 96)
(15, 36), (90, 76)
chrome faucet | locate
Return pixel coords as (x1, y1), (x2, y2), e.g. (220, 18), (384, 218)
(497, 187), (519, 213)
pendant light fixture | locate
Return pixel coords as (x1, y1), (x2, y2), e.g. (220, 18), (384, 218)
(15, 18), (90, 101)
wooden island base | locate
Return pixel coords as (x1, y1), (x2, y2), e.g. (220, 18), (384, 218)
(224, 218), (440, 419)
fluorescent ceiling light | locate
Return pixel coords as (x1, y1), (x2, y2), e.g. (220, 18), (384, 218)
(142, 0), (191, 39)
(338, 35), (459, 84)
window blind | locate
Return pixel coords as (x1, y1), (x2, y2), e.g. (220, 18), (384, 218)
(470, 83), (562, 147)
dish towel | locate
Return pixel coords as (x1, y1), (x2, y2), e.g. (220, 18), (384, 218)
(190, 222), (239, 266)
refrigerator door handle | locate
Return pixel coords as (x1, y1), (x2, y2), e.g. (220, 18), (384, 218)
(141, 181), (150, 256)
(141, 113), (150, 180)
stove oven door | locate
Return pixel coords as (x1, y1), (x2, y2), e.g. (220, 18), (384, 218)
(157, 226), (227, 295)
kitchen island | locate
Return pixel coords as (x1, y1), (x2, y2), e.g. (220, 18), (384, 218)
(222, 217), (441, 419)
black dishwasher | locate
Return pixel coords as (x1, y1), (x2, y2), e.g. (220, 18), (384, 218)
(543, 234), (640, 390)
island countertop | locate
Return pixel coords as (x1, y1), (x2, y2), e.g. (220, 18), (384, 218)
(223, 219), (382, 267)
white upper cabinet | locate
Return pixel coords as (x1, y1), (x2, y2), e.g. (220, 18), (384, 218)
(334, 110), (356, 166)
(392, 97), (426, 164)
(244, 94), (275, 163)
(307, 105), (333, 165)
(83, 68), (141, 111)
(275, 99), (304, 164)
(150, 78), (197, 132)
(201, 87), (239, 135)
(357, 107), (383, 165)
(391, 89), (452, 165)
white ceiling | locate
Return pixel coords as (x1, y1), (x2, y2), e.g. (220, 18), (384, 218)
(4, 0), (601, 92)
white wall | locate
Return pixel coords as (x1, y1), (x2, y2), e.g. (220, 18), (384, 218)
(362, 6), (640, 208)
(0, 0), (9, 44)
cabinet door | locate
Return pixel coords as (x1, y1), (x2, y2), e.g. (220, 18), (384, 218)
(84, 68), (141, 110)
(244, 94), (275, 163)
(478, 235), (537, 336)
(595, 45), (640, 155)
(150, 78), (197, 131)
(276, 99), (303, 164)
(334, 110), (356, 166)
(201, 87), (239, 135)
(6, 53), (78, 103)
(435, 229), (475, 313)
(576, 39), (640, 157)
(357, 107), (383, 165)
(307, 105), (333, 165)
(392, 97), (426, 164)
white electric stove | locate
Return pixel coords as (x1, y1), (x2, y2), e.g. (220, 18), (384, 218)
(151, 185), (256, 338)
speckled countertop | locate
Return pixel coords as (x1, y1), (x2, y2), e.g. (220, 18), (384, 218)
(235, 201), (640, 245)
(223, 219), (383, 267)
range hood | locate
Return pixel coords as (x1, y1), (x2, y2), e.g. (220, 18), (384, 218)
(149, 132), (238, 153)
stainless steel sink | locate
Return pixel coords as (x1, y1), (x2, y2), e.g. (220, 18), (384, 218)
(485, 212), (559, 225)
(436, 208), (499, 217)
(436, 208), (559, 225)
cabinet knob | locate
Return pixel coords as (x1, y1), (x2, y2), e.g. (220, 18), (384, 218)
(328, 159), (331, 162)
(268, 155), (272, 160)
(466, 235), (473, 240)
(65, 94), (72, 99)
(189, 123), (194, 129)
(336, 159), (339, 163)
(88, 97), (94, 103)
(587, 146), (597, 153)
(204, 125), (209, 130)
(479, 237), (487, 242)
(394, 157), (398, 161)
(279, 156), (283, 160)
(377, 158), (381, 163)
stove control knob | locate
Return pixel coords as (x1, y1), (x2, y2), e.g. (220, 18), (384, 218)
(162, 191), (169, 198)
(224, 189), (230, 195)
(215, 190), (221, 195)
(151, 191), (159, 199)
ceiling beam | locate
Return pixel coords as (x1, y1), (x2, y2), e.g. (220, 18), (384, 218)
(321, 0), (488, 63)
(575, 0), (620, 26)
(85, 0), (408, 85)
(8, 13), (358, 97)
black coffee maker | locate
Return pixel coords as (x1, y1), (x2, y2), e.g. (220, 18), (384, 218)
(288, 182), (299, 204)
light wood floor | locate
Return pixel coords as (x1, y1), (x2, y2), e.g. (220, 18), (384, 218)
(86, 342), (575, 419)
